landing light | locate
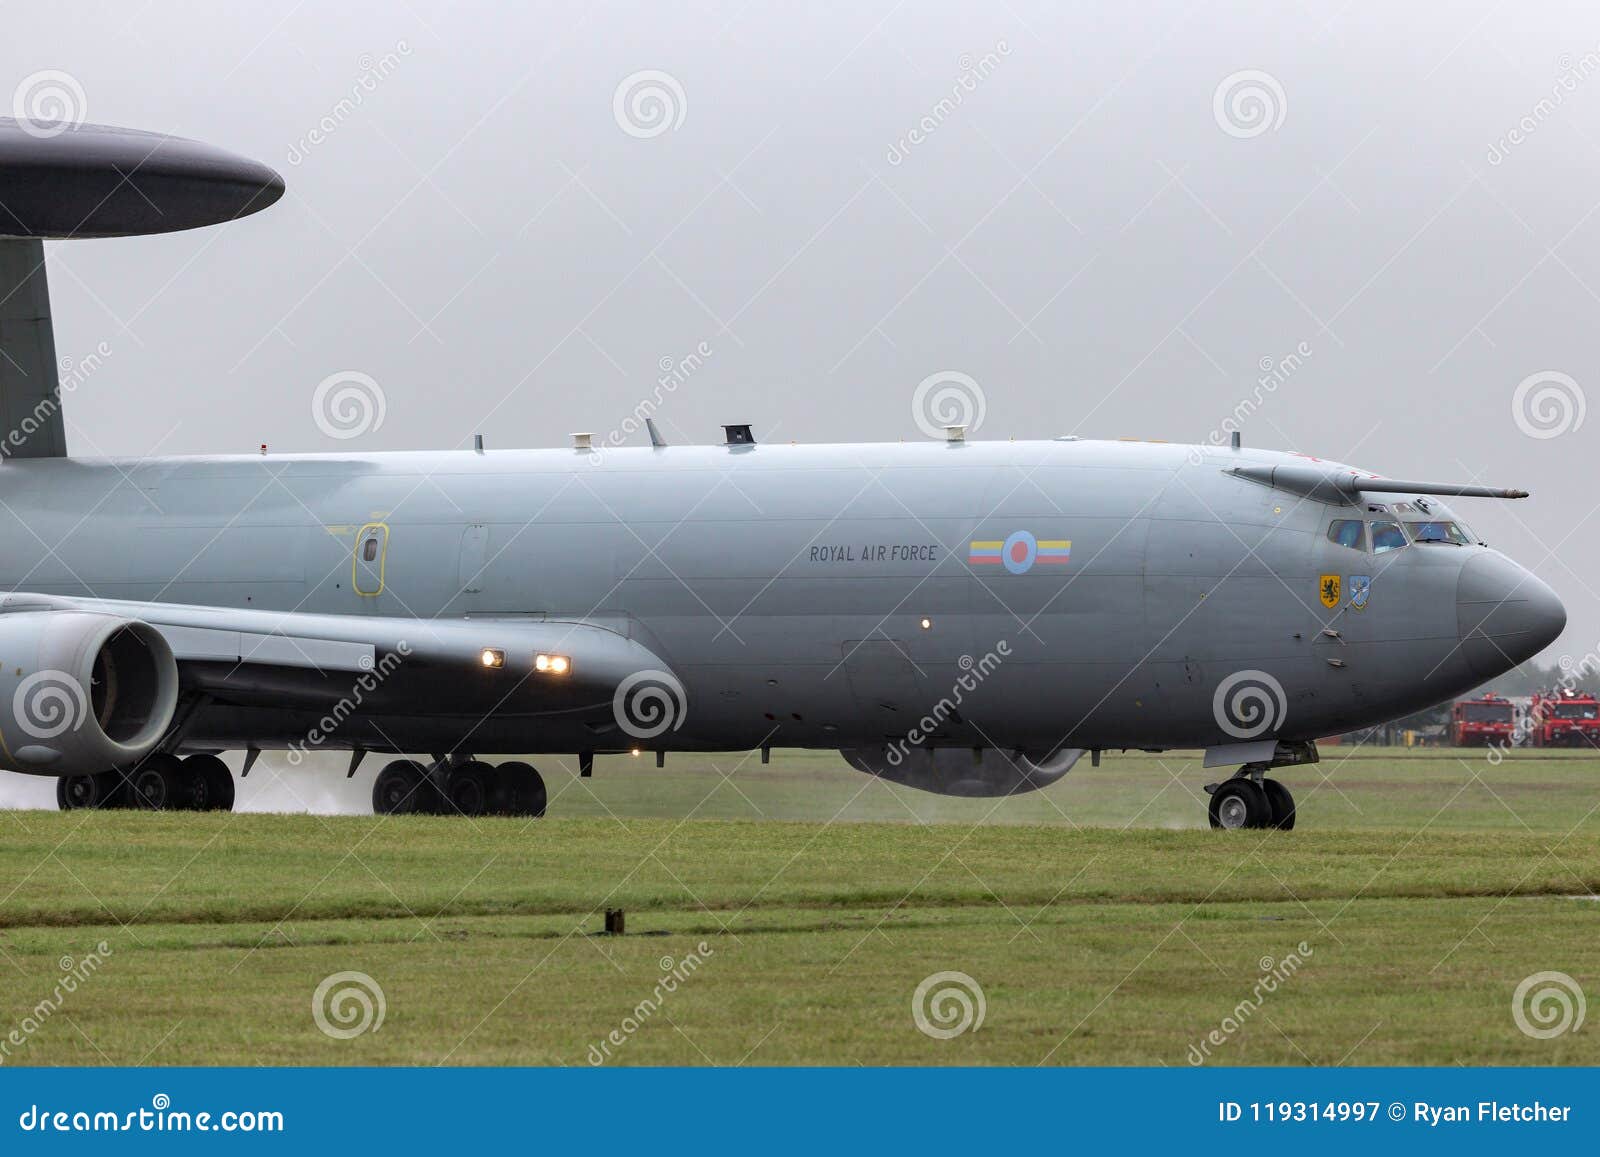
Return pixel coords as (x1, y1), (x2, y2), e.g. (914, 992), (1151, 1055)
(535, 652), (572, 676)
(919, 617), (932, 631)
(480, 648), (506, 669)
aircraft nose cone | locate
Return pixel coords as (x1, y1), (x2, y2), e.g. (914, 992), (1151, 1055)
(1456, 553), (1566, 679)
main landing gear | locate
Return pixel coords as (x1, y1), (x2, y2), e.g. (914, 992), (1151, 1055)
(371, 758), (546, 818)
(56, 753), (236, 812)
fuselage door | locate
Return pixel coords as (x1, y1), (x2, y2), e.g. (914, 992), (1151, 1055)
(458, 523), (489, 596)
(353, 522), (388, 596)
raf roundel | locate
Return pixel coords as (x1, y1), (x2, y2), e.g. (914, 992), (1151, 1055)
(1002, 530), (1038, 575)
(967, 531), (1072, 575)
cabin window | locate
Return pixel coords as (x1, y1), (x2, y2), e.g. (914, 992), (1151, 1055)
(1406, 520), (1471, 545)
(1369, 520), (1407, 554)
(363, 536), (379, 562)
(1326, 519), (1366, 550)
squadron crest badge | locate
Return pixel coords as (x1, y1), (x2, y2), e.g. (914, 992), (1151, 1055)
(1319, 573), (1341, 609)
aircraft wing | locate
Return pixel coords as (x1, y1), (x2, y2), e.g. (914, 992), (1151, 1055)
(0, 590), (681, 773)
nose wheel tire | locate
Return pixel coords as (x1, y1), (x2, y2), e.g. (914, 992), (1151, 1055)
(1208, 777), (1272, 830)
(1261, 778), (1296, 830)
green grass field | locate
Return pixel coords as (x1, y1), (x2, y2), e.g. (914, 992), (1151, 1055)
(0, 746), (1597, 1067)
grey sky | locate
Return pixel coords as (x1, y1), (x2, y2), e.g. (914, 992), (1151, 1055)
(4, 0), (1599, 657)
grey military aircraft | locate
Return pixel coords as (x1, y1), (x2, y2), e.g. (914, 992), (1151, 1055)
(0, 118), (1565, 829)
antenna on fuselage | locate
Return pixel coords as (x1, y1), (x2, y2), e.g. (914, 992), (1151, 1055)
(0, 117), (283, 460)
(645, 418), (666, 448)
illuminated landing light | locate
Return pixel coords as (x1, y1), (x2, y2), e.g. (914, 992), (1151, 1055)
(920, 617), (932, 630)
(535, 652), (572, 676)
(480, 648), (506, 669)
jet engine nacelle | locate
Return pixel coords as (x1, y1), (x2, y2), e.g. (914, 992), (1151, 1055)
(0, 612), (179, 776)
(839, 745), (1083, 797)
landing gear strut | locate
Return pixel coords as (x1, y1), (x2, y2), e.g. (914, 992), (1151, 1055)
(371, 758), (546, 817)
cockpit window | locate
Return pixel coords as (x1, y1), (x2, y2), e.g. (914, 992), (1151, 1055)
(1369, 520), (1407, 554)
(1407, 520), (1471, 545)
(1327, 519), (1366, 550)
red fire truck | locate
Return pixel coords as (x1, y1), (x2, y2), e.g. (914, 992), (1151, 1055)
(1450, 693), (1516, 747)
(1529, 688), (1600, 748)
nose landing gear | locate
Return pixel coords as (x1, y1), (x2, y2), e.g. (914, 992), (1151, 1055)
(1205, 775), (1295, 830)
(1203, 740), (1312, 830)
